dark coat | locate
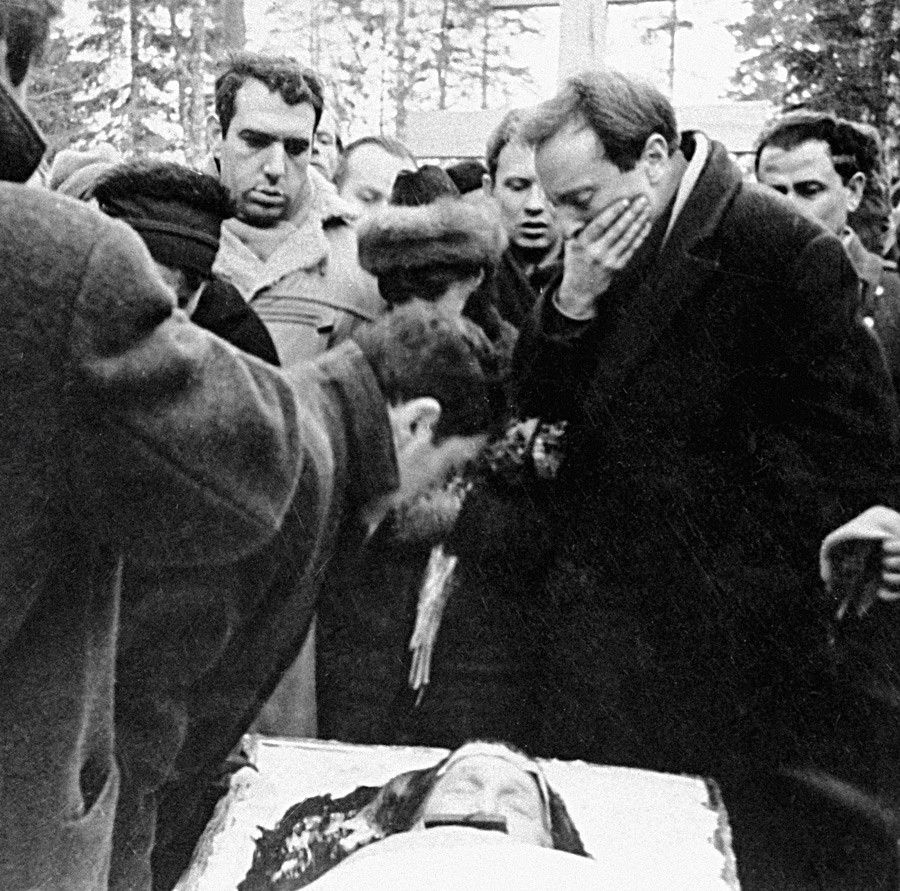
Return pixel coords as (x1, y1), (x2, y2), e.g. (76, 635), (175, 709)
(0, 185), (302, 891)
(490, 247), (561, 329)
(192, 276), (280, 365)
(513, 135), (900, 781)
(843, 227), (900, 397)
(112, 341), (399, 891)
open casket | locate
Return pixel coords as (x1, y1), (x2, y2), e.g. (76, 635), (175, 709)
(175, 736), (740, 890)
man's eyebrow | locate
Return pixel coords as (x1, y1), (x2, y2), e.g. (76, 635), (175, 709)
(238, 128), (275, 141)
(557, 185), (594, 201)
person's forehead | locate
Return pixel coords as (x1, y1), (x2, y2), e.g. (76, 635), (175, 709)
(231, 78), (316, 135)
(495, 140), (537, 182)
(441, 754), (539, 792)
(345, 145), (411, 186)
(757, 139), (839, 182)
(535, 124), (617, 194)
(537, 119), (606, 162)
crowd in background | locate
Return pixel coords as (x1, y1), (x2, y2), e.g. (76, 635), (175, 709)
(7, 1), (900, 890)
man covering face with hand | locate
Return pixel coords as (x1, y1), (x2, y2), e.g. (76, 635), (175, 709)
(513, 68), (900, 890)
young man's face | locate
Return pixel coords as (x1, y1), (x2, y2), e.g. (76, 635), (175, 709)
(310, 107), (341, 182)
(338, 144), (413, 220)
(215, 78), (315, 227)
(756, 139), (862, 236)
(488, 140), (558, 252)
(535, 121), (655, 240)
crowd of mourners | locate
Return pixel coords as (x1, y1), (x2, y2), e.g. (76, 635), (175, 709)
(9, 1), (900, 889)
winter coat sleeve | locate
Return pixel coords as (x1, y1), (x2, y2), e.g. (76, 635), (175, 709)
(68, 223), (303, 566)
(763, 230), (900, 514)
(511, 287), (601, 421)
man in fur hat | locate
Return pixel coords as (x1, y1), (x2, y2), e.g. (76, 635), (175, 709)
(356, 177), (506, 319)
(92, 158), (278, 364)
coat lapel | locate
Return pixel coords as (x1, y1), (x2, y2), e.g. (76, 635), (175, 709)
(590, 137), (741, 398)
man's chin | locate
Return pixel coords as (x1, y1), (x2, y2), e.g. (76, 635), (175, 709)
(514, 232), (553, 251)
(239, 202), (287, 227)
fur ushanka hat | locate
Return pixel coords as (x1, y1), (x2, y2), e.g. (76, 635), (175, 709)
(357, 194), (506, 277)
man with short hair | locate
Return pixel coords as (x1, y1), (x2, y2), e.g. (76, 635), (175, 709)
(210, 52), (382, 366)
(136, 306), (504, 891)
(0, 5), (305, 889)
(513, 69), (900, 888)
(310, 104), (343, 183)
(482, 109), (562, 327)
(93, 158), (279, 364)
(334, 134), (417, 220)
(755, 110), (900, 392)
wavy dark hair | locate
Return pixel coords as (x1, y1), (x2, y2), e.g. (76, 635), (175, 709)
(215, 52), (324, 136)
(522, 69), (679, 171)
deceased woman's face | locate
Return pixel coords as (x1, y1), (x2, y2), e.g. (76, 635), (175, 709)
(418, 754), (553, 849)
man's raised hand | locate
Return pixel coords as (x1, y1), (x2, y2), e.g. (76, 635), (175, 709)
(556, 194), (653, 320)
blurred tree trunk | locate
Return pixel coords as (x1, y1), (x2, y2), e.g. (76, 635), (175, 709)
(128, 0), (142, 151)
(188, 1), (208, 164)
(391, 0), (411, 140)
(435, 0), (452, 109)
(222, 0), (246, 50)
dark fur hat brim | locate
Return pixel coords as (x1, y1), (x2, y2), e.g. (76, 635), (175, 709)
(357, 197), (507, 275)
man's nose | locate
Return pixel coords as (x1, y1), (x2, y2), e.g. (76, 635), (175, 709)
(557, 211), (583, 240)
(262, 142), (287, 179)
(470, 787), (501, 816)
(524, 184), (547, 214)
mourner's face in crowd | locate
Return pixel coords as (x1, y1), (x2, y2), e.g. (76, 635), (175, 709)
(310, 107), (341, 182)
(487, 140), (558, 252)
(419, 755), (552, 848)
(215, 78), (315, 227)
(756, 139), (865, 236)
(338, 144), (413, 219)
(535, 119), (664, 240)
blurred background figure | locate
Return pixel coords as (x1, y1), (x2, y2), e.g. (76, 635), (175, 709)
(481, 109), (562, 328)
(310, 104), (343, 184)
(334, 134), (417, 220)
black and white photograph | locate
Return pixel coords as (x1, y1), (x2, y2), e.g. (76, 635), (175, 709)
(3, 0), (900, 888)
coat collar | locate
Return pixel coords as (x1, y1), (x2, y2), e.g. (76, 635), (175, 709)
(214, 171), (355, 302)
(842, 227), (882, 288)
(589, 132), (739, 397)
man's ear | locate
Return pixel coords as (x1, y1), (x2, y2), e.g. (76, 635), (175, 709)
(206, 113), (223, 160)
(388, 397), (442, 449)
(640, 133), (670, 186)
(846, 171), (867, 214)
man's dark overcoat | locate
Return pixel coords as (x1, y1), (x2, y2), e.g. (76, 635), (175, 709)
(514, 135), (900, 783)
(0, 185), (302, 891)
(113, 342), (400, 891)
